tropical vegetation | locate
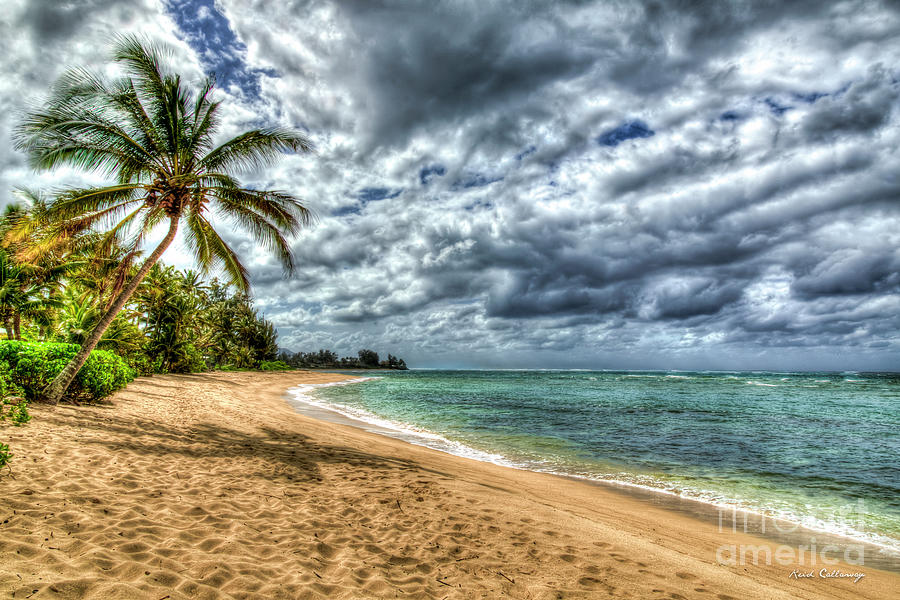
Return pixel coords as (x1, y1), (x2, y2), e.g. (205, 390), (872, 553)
(0, 211), (286, 379)
(12, 35), (312, 403)
(0, 341), (133, 402)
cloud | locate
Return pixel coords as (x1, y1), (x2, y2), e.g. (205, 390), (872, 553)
(2, 0), (899, 369)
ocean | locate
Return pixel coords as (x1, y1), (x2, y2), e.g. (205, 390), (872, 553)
(288, 369), (900, 559)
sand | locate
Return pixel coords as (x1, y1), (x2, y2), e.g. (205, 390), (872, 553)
(0, 371), (897, 599)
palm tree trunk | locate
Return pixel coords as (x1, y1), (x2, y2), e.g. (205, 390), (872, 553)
(2, 311), (12, 341)
(13, 313), (21, 341)
(41, 217), (180, 404)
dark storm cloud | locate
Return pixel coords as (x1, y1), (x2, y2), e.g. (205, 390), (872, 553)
(800, 66), (897, 141)
(792, 249), (900, 298)
(326, 0), (600, 150)
(17, 0), (101, 38)
(3, 0), (900, 368)
(332, 0), (842, 140)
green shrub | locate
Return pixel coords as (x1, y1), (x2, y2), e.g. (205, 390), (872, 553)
(78, 349), (136, 401)
(259, 360), (291, 371)
(0, 397), (30, 426)
(0, 361), (23, 399)
(0, 362), (30, 426)
(0, 360), (28, 475)
(0, 341), (73, 398)
(169, 343), (208, 374)
(0, 442), (12, 473)
(0, 341), (135, 402)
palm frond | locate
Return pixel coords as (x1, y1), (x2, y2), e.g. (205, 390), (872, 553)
(187, 79), (220, 157)
(16, 108), (160, 177)
(209, 195), (297, 272)
(208, 185), (313, 233)
(44, 185), (144, 221)
(95, 206), (146, 256)
(183, 210), (250, 291)
(109, 79), (168, 169)
(200, 128), (314, 173)
(51, 200), (143, 238)
(113, 35), (187, 159)
(113, 34), (169, 105)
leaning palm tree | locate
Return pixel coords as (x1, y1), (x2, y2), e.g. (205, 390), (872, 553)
(14, 36), (313, 402)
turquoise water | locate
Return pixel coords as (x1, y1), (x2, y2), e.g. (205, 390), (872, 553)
(291, 370), (900, 552)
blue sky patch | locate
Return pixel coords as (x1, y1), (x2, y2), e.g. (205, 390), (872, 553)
(164, 0), (275, 99)
(763, 97), (793, 116)
(792, 91), (828, 104)
(331, 205), (361, 217)
(419, 164), (446, 185)
(597, 120), (655, 147)
(332, 187), (402, 216)
(358, 187), (402, 203)
(452, 174), (503, 190)
(464, 200), (494, 211)
(515, 145), (537, 160)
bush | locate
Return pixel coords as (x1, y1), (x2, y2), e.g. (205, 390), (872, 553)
(123, 350), (155, 377)
(0, 341), (135, 402)
(0, 362), (30, 426)
(259, 360), (292, 371)
(1, 360), (29, 476)
(169, 343), (208, 374)
(78, 349), (137, 401)
(0, 361), (24, 400)
(0, 442), (11, 473)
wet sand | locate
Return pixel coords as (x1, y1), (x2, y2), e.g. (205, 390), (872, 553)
(0, 371), (896, 599)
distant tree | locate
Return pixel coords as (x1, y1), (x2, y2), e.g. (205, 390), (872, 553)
(278, 347), (406, 369)
(358, 349), (379, 367)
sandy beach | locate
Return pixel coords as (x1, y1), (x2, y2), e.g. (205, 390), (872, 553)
(0, 371), (897, 599)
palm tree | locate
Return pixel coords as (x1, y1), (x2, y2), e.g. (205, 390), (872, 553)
(14, 36), (313, 402)
(0, 252), (37, 339)
(0, 199), (73, 341)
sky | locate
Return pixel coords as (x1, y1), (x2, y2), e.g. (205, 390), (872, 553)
(1, 0), (899, 370)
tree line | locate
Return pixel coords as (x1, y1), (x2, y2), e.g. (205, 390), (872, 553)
(277, 348), (407, 370)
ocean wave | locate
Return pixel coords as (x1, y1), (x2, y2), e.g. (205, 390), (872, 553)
(288, 379), (900, 557)
(287, 380), (511, 467)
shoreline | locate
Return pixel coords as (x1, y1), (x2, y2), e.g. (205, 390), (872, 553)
(288, 375), (900, 569)
(1, 371), (897, 599)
